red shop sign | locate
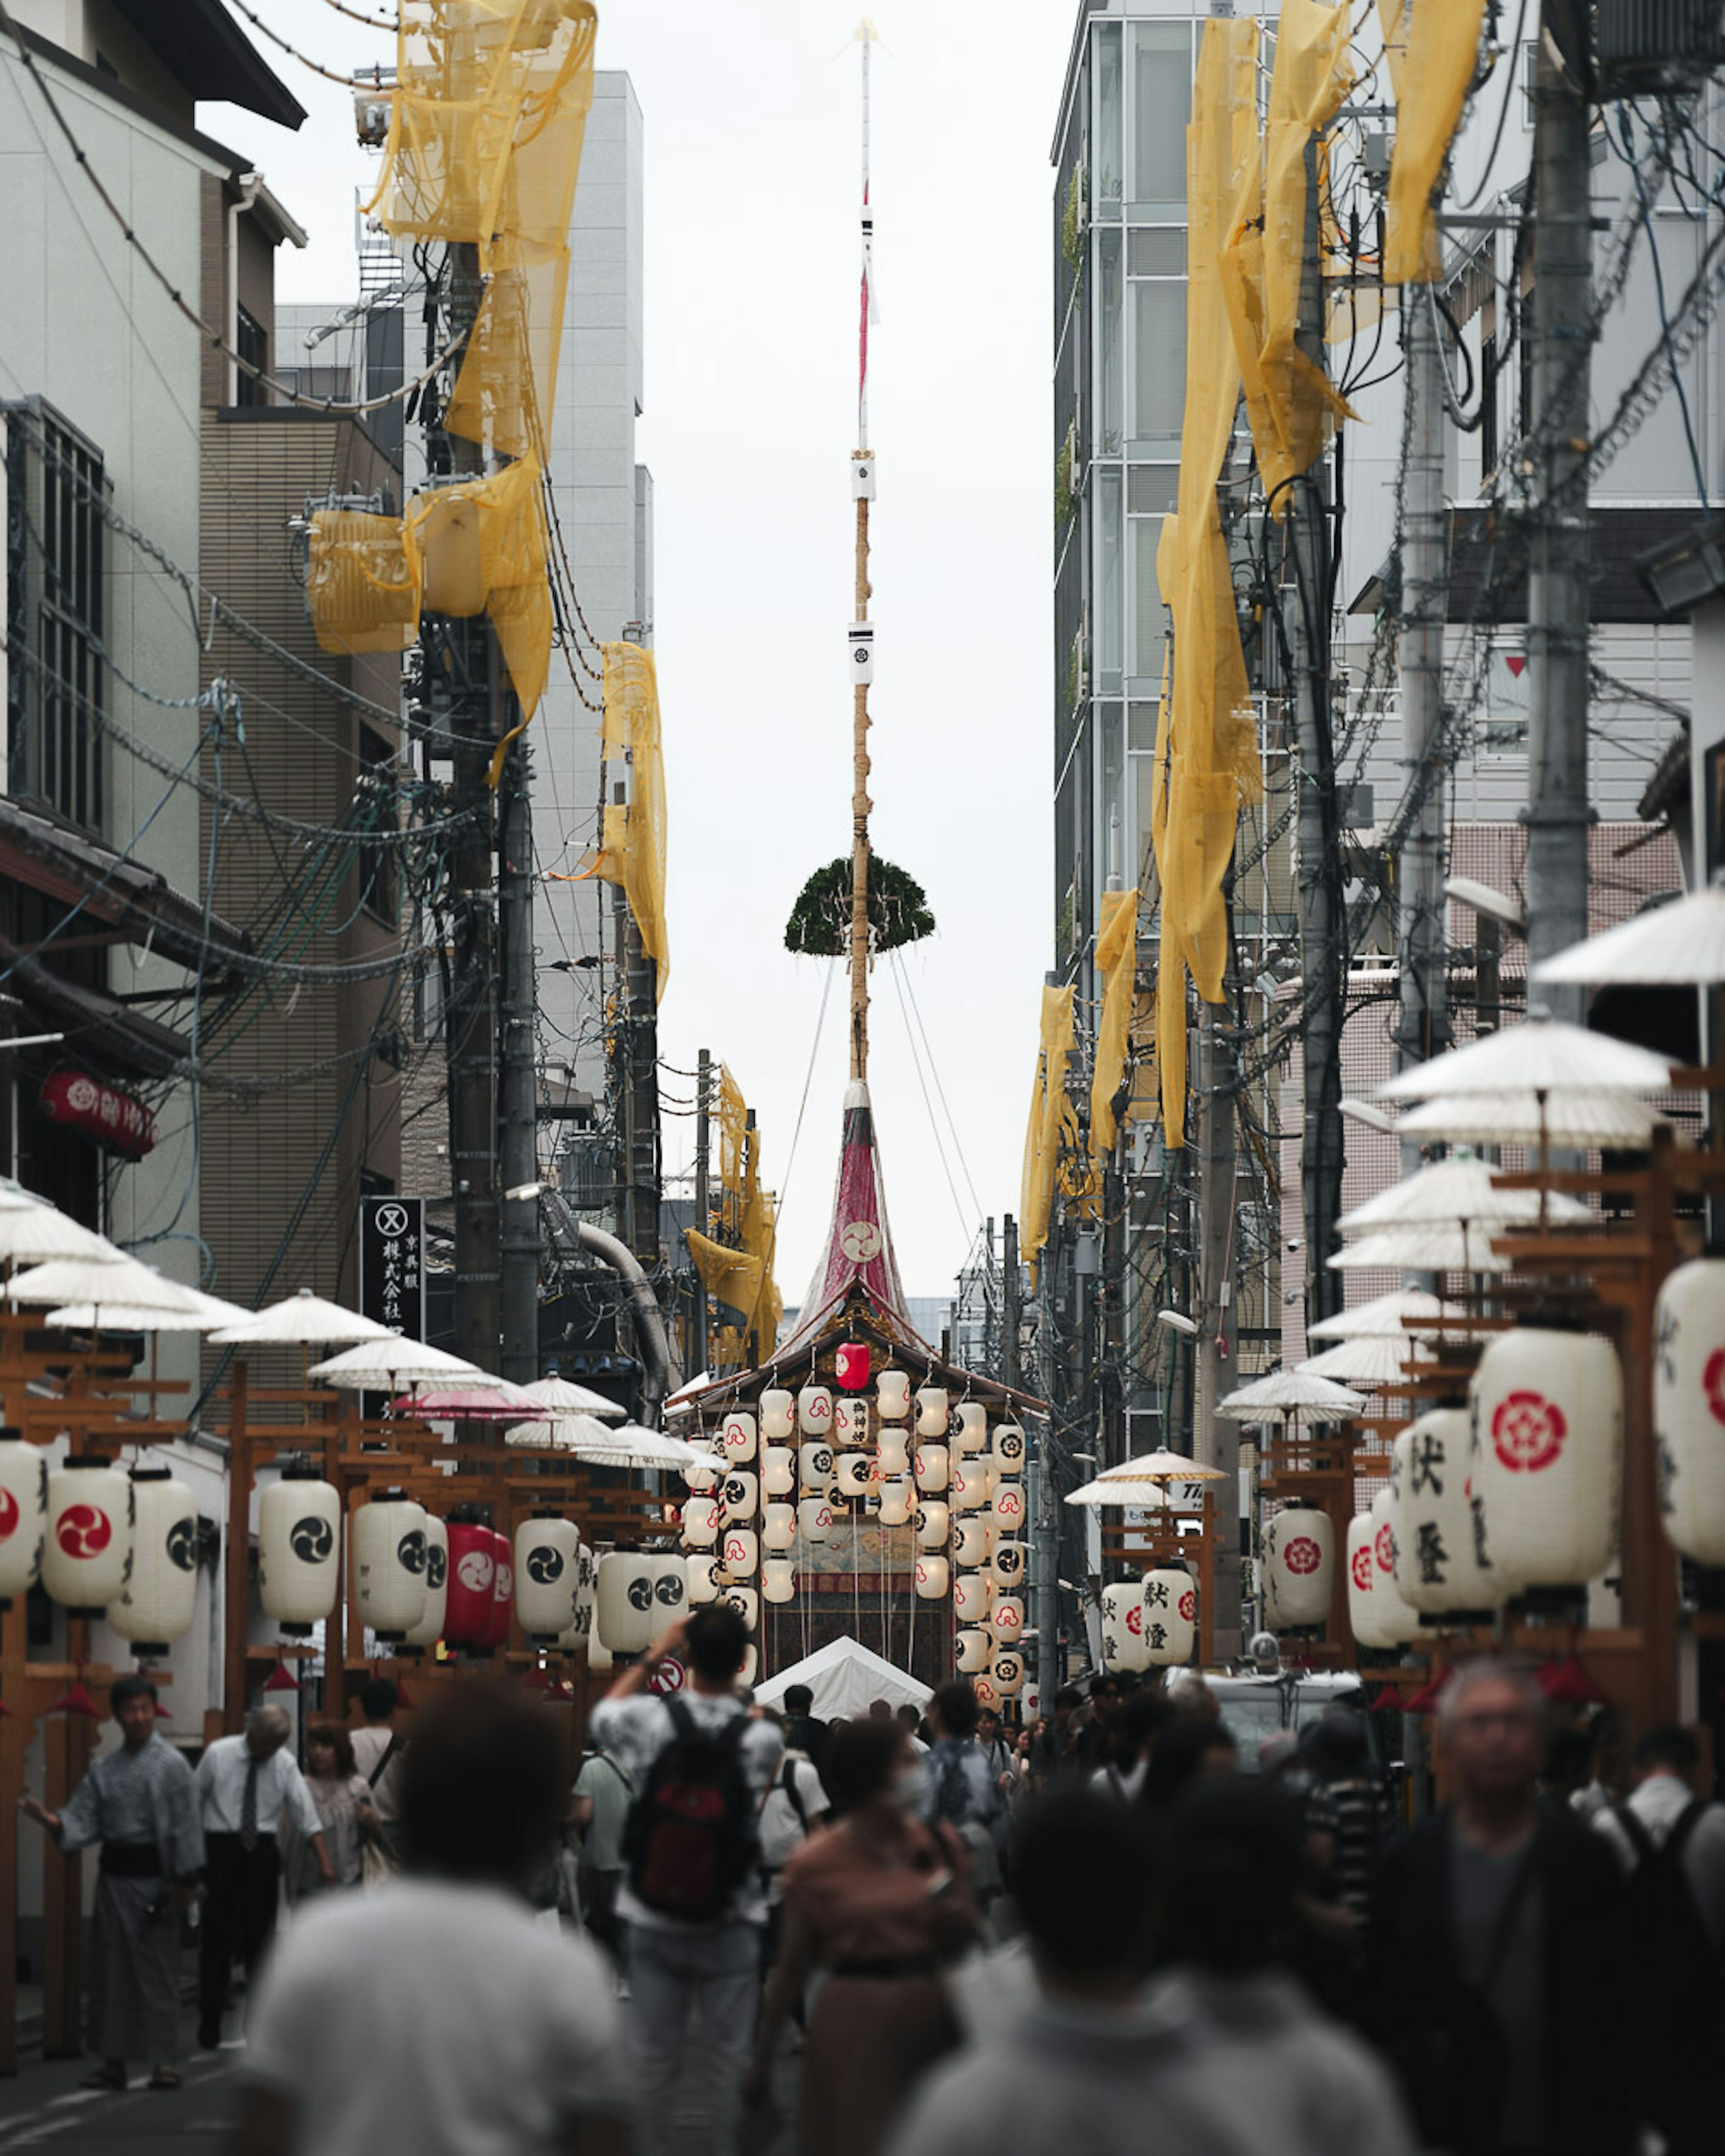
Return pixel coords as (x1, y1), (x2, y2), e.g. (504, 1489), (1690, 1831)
(40, 1072), (156, 1158)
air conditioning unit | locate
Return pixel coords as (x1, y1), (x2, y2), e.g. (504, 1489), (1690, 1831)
(1595, 0), (1725, 93)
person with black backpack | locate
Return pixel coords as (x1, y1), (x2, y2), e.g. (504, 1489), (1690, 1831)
(1593, 1724), (1725, 2156)
(588, 1604), (781, 2156)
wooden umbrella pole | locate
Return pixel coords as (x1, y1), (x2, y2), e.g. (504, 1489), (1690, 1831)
(850, 492), (871, 1082)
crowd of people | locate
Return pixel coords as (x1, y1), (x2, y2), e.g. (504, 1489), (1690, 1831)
(16, 1618), (1725, 2156)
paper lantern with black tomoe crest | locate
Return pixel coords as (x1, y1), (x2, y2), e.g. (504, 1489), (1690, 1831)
(42, 1461), (133, 1616)
(761, 1446), (795, 1498)
(404, 1515), (449, 1650)
(878, 1369), (911, 1421)
(721, 1411), (757, 1462)
(595, 1550), (655, 1654)
(1100, 1582), (1148, 1673)
(1391, 1409), (1502, 1617)
(992, 1595), (1024, 1643)
(836, 1397), (870, 1447)
(916, 1501), (951, 1548)
(484, 1530), (514, 1649)
(954, 1403), (990, 1454)
(1262, 1502), (1335, 1631)
(798, 1385), (835, 1436)
(257, 1467), (341, 1635)
(646, 1553), (688, 1625)
(722, 1584), (760, 1630)
(761, 1390), (796, 1441)
(111, 1469), (198, 1655)
(992, 1539), (1027, 1589)
(681, 1495), (720, 1548)
(686, 1551), (721, 1604)
(915, 1553), (950, 1599)
(799, 1497), (834, 1543)
(916, 1387), (948, 1437)
(514, 1515), (580, 1643)
(0, 1434), (47, 1600)
(352, 1492), (428, 1643)
(443, 1512), (497, 1646)
(763, 1502), (796, 1551)
(835, 1452), (871, 1499)
(992, 1650), (1024, 1697)
(721, 1469), (759, 1524)
(1472, 1327), (1622, 1589)
(763, 1558), (796, 1604)
(1140, 1566), (1196, 1666)
(1654, 1257), (1725, 1565)
(956, 1626), (991, 1674)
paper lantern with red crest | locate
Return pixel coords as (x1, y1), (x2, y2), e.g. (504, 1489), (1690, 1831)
(1100, 1582), (1148, 1673)
(1653, 1257), (1725, 1565)
(1261, 1502), (1334, 1631)
(798, 1385), (835, 1436)
(444, 1512), (499, 1648)
(43, 1460), (133, 1616)
(482, 1529), (514, 1649)
(760, 1390), (796, 1442)
(0, 1433), (47, 1601)
(915, 1554), (950, 1599)
(1390, 1409), (1504, 1618)
(720, 1411), (757, 1463)
(1471, 1327), (1622, 1590)
(877, 1369), (911, 1421)
(836, 1341), (871, 1392)
(1140, 1565), (1196, 1666)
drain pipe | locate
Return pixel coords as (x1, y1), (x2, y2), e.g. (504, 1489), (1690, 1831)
(543, 1191), (671, 1424)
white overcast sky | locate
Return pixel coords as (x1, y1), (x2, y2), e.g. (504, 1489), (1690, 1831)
(206, 2), (1070, 1304)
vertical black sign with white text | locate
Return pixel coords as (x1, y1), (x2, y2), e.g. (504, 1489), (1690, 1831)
(359, 1195), (425, 1338)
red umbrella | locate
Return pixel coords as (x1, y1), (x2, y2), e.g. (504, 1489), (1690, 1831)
(262, 1660), (301, 1694)
(1538, 1653), (1609, 1707)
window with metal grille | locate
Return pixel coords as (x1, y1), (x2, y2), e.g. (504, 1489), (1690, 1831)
(5, 401), (106, 834)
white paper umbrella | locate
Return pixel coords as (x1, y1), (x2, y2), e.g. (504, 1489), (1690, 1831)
(507, 1420), (706, 1471)
(1306, 1289), (1471, 1340)
(1329, 1226), (1511, 1275)
(209, 1288), (394, 1347)
(397, 1380), (544, 1419)
(1065, 1449), (1228, 1507)
(306, 1338), (497, 1389)
(44, 1284), (255, 1334)
(1530, 888), (1725, 986)
(504, 1411), (620, 1451)
(1337, 1154), (1593, 1235)
(1298, 1334), (1420, 1385)
(0, 1208), (126, 1265)
(513, 1374), (627, 1422)
(1377, 1015), (1672, 1101)
(1395, 1090), (1667, 1150)
(9, 1255), (201, 1311)
(1216, 1369), (1366, 1422)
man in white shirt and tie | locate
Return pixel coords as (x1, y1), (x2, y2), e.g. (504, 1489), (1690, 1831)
(195, 1706), (331, 2049)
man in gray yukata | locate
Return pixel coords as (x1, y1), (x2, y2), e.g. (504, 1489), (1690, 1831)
(18, 1672), (204, 2090)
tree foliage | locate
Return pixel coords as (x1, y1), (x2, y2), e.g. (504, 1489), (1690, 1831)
(783, 856), (936, 958)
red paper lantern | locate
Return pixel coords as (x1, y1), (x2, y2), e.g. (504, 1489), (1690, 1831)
(835, 1341), (871, 1392)
(444, 1515), (497, 1648)
(483, 1529), (513, 1650)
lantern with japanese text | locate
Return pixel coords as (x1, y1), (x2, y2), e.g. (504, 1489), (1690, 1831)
(835, 1397), (870, 1447)
(956, 1626), (991, 1674)
(991, 1539), (1027, 1589)
(444, 1513), (498, 1647)
(763, 1502), (796, 1551)
(681, 1495), (720, 1547)
(0, 1433), (47, 1601)
(514, 1515), (581, 1644)
(352, 1492), (429, 1644)
(954, 1403), (990, 1454)
(1100, 1582), (1148, 1674)
(761, 1390), (796, 1442)
(42, 1460), (132, 1616)
(721, 1411), (757, 1462)
(110, 1469), (199, 1657)
(878, 1370), (911, 1420)
(916, 1553), (951, 1599)
(1654, 1257), (1725, 1565)
(761, 1446), (795, 1498)
(1261, 1503), (1335, 1632)
(1140, 1565), (1197, 1666)
(763, 1558), (797, 1604)
(404, 1515), (449, 1651)
(916, 1387), (949, 1438)
(595, 1551), (655, 1654)
(798, 1385), (835, 1436)
(799, 1497), (834, 1543)
(836, 1341), (871, 1391)
(1471, 1328), (1622, 1590)
(1391, 1409), (1503, 1617)
(916, 1501), (951, 1548)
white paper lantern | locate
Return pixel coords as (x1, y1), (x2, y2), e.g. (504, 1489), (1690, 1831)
(110, 1471), (198, 1655)
(739, 1645), (758, 1689)
(972, 1672), (1002, 1712)
(877, 1430), (910, 1478)
(878, 1369), (912, 1420)
(916, 1386), (949, 1437)
(1390, 1410), (1503, 1616)
(684, 1454), (722, 1494)
(1472, 1327), (1623, 1590)
(257, 1471), (341, 1634)
(991, 1539), (1027, 1589)
(877, 1476), (914, 1528)
(913, 1444), (950, 1493)
(1347, 1501), (1419, 1650)
(1140, 1566), (1197, 1666)
(721, 1411), (758, 1462)
(646, 1552), (688, 1625)
(799, 1497), (834, 1543)
(596, 1551), (655, 1653)
(761, 1446), (795, 1498)
(763, 1502), (797, 1551)
(800, 1443), (835, 1496)
(991, 1480), (1026, 1533)
(686, 1551), (722, 1604)
(992, 1595), (1025, 1643)
(721, 1469), (759, 1524)
(405, 1515), (450, 1650)
(992, 1424), (1028, 1475)
(1262, 1503), (1335, 1631)
(835, 1452), (871, 1498)
(951, 1459), (990, 1513)
(915, 1553), (950, 1599)
(42, 1461), (133, 1615)
(1100, 1582), (1149, 1673)
(1654, 1257), (1725, 1565)
(762, 1557), (796, 1604)
(835, 1397), (870, 1447)
(992, 1649), (1024, 1697)
(721, 1583), (760, 1630)
(352, 1492), (429, 1643)
(954, 1403), (990, 1454)
(514, 1515), (581, 1642)
(952, 1516), (991, 1568)
(761, 1389), (796, 1441)
(721, 1525), (759, 1578)
(956, 1626), (991, 1673)
(916, 1500), (951, 1548)
(798, 1385), (835, 1436)
(954, 1569), (994, 1624)
(0, 1436), (47, 1600)
(681, 1495), (720, 1548)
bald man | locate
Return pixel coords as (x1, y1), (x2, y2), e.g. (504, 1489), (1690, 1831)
(195, 1709), (331, 2048)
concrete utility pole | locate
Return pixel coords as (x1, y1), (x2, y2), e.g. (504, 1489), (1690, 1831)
(1292, 140), (1347, 1324)
(609, 789), (661, 1267)
(1396, 276), (1453, 1121)
(1524, 21), (1594, 1016)
(497, 720), (540, 1382)
(1194, 1003), (1242, 1660)
(692, 1045), (711, 1376)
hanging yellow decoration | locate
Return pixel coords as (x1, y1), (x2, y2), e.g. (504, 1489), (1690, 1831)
(1090, 887), (1139, 1162)
(1381, 0), (1489, 285)
(580, 642), (669, 1003)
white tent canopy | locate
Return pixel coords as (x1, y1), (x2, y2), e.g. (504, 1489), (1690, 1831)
(752, 1635), (931, 1723)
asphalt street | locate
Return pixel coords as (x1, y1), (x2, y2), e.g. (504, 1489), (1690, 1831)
(0, 2021), (241, 2154)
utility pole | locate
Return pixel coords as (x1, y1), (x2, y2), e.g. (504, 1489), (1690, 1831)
(1194, 1003), (1242, 1659)
(1101, 1161), (1125, 1471)
(1396, 274), (1452, 1127)
(1292, 137), (1346, 1325)
(1524, 19), (1593, 1018)
(1012, 1209), (1058, 1701)
(608, 783), (661, 1268)
(497, 719), (540, 1382)
(692, 1046), (711, 1376)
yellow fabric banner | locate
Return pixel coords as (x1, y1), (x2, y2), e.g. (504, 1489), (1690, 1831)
(1382, 0), (1487, 285)
(1090, 887), (1139, 1161)
(1021, 983), (1076, 1282)
(579, 643), (669, 1002)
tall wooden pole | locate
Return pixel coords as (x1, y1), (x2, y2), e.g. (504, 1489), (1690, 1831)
(848, 23), (877, 1084)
